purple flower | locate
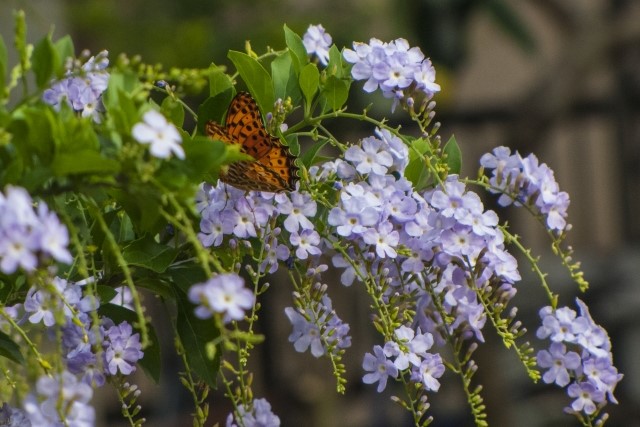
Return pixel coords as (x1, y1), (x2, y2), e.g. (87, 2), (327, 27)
(66, 343), (105, 387)
(103, 322), (144, 376)
(0, 403), (30, 427)
(226, 398), (280, 427)
(284, 307), (324, 357)
(276, 191), (317, 232)
(567, 381), (605, 415)
(411, 353), (445, 392)
(259, 233), (291, 274)
(537, 342), (581, 387)
(132, 110), (184, 159)
(303, 24), (332, 66)
(289, 229), (321, 260)
(362, 345), (398, 392)
(188, 273), (255, 323)
(363, 221), (399, 258)
(345, 136), (393, 176)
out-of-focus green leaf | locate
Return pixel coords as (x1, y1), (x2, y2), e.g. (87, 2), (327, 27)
(227, 51), (274, 111)
(0, 331), (23, 365)
(122, 235), (179, 274)
(209, 66), (233, 98)
(53, 35), (74, 77)
(51, 150), (120, 176)
(161, 96), (185, 128)
(32, 35), (58, 88)
(271, 51), (301, 104)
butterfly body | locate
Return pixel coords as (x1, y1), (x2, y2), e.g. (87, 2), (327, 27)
(205, 92), (298, 193)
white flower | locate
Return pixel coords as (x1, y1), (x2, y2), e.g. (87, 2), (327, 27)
(132, 110), (185, 159)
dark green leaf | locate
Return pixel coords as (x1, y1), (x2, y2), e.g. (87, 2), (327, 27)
(0, 331), (23, 365)
(299, 63), (319, 107)
(161, 96), (185, 128)
(174, 284), (221, 389)
(300, 138), (329, 168)
(209, 66), (233, 98)
(197, 91), (233, 134)
(284, 133), (300, 157)
(121, 235), (179, 274)
(444, 135), (462, 175)
(319, 76), (349, 113)
(51, 150), (121, 176)
(227, 51), (274, 111)
(32, 35), (58, 88)
(283, 24), (308, 71)
(96, 284), (118, 304)
(182, 135), (228, 183)
(98, 303), (162, 383)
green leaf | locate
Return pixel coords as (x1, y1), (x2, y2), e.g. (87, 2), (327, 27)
(109, 188), (164, 235)
(197, 91), (233, 134)
(271, 51), (301, 104)
(96, 284), (118, 303)
(173, 284), (221, 389)
(284, 133), (300, 157)
(122, 235), (179, 274)
(0, 35), (7, 100)
(161, 96), (185, 128)
(327, 45), (349, 78)
(444, 135), (462, 175)
(283, 24), (308, 71)
(98, 303), (162, 383)
(0, 331), (24, 365)
(209, 66), (233, 98)
(299, 63), (319, 106)
(319, 76), (349, 113)
(227, 51), (274, 111)
(32, 35), (57, 88)
(405, 138), (432, 190)
(53, 35), (74, 77)
(51, 150), (121, 176)
(300, 138), (329, 168)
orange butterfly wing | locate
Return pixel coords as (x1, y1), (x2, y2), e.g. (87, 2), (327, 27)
(205, 92), (298, 193)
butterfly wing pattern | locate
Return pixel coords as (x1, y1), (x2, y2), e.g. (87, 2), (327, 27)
(205, 92), (298, 193)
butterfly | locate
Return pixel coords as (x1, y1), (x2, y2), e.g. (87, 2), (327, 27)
(204, 92), (298, 193)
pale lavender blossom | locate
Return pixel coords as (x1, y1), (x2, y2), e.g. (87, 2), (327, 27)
(103, 321), (144, 376)
(537, 342), (581, 387)
(188, 273), (255, 323)
(362, 345), (398, 392)
(289, 229), (322, 260)
(132, 110), (185, 159)
(303, 24), (332, 66)
(226, 398), (280, 427)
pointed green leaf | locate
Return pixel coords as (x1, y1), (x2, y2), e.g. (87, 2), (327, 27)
(284, 24), (308, 71)
(209, 67), (233, 98)
(327, 45), (349, 78)
(300, 138), (329, 168)
(0, 331), (24, 365)
(227, 51), (274, 111)
(444, 135), (462, 175)
(197, 91), (233, 134)
(319, 76), (349, 112)
(271, 51), (301, 104)
(299, 63), (319, 106)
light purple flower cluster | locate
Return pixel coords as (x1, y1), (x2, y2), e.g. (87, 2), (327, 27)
(0, 403), (30, 427)
(197, 181), (320, 266)
(189, 273), (255, 323)
(0, 186), (72, 274)
(226, 398), (280, 427)
(536, 299), (622, 416)
(284, 294), (351, 358)
(362, 325), (444, 393)
(303, 24), (332, 66)
(43, 50), (109, 122)
(343, 38), (440, 110)
(20, 276), (143, 387)
(480, 146), (570, 231)
(23, 370), (95, 427)
(320, 129), (520, 346)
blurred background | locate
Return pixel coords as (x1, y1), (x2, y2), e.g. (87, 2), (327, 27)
(1, 0), (639, 426)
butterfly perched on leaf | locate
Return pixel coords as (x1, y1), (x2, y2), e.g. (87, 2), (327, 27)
(205, 92), (298, 193)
